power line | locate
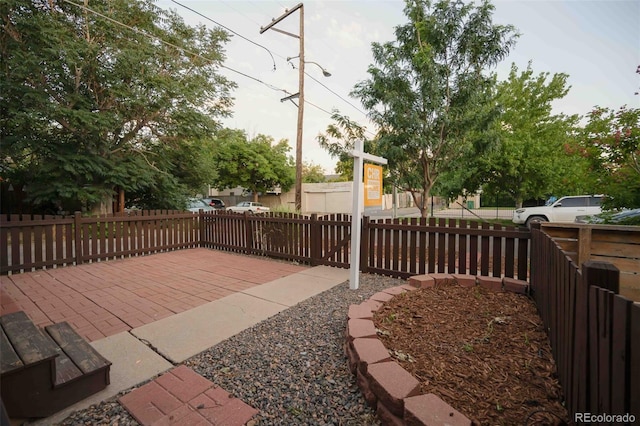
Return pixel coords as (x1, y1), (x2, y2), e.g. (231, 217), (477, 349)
(167, 1), (374, 132)
(169, 3), (371, 120)
(220, 1), (264, 28)
(302, 99), (377, 139)
(170, 0), (278, 71)
(305, 71), (367, 116)
(62, 0), (378, 138)
(61, 0), (287, 95)
(303, 99), (333, 116)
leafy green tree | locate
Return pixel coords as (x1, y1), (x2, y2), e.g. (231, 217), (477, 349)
(579, 106), (640, 209)
(317, 112), (370, 182)
(211, 129), (295, 202)
(0, 0), (234, 213)
(349, 0), (517, 217)
(465, 63), (585, 208)
(316, 112), (395, 192)
(125, 138), (218, 210)
(302, 162), (326, 183)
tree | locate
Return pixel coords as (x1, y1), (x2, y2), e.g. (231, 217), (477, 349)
(125, 138), (218, 210)
(302, 162), (326, 183)
(579, 106), (640, 209)
(349, 0), (517, 217)
(317, 112), (395, 191)
(465, 63), (585, 208)
(0, 0), (234, 213)
(211, 129), (295, 202)
(317, 111), (370, 182)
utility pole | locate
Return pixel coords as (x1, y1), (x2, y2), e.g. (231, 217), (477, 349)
(261, 3), (305, 212)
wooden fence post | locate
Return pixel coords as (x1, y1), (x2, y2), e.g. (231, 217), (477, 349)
(581, 260), (620, 415)
(244, 212), (253, 255)
(198, 210), (204, 247)
(74, 211), (83, 266)
(583, 261), (620, 294)
(309, 214), (319, 266)
(578, 226), (592, 269)
(360, 216), (369, 273)
(573, 263), (590, 414)
(517, 227), (531, 281)
(630, 303), (640, 420)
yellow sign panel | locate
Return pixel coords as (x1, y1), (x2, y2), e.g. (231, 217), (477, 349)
(364, 164), (383, 207)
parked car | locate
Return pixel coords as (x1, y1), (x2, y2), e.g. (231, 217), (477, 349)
(226, 201), (270, 214)
(186, 198), (215, 212)
(512, 195), (604, 228)
(575, 208), (640, 225)
(203, 198), (225, 209)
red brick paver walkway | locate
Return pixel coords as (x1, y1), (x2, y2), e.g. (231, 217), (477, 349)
(119, 365), (258, 425)
(0, 249), (306, 341)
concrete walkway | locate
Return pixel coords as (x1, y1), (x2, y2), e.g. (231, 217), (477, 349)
(131, 265), (349, 363)
(19, 256), (349, 425)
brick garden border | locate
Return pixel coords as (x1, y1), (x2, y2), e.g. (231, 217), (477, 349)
(344, 273), (529, 426)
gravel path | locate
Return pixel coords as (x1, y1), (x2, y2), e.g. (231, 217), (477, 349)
(58, 273), (405, 425)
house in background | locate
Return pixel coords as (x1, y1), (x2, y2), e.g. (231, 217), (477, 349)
(207, 181), (416, 214)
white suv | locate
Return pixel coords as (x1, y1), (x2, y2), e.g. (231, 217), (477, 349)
(512, 195), (604, 228)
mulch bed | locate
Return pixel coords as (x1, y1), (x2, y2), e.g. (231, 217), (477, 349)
(373, 282), (569, 425)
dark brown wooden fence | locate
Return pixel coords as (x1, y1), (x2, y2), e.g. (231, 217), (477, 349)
(200, 212), (530, 279)
(531, 226), (640, 421)
(2, 210), (531, 279)
(1, 211), (199, 274)
(541, 223), (640, 302)
(363, 217), (530, 280)
(201, 212), (353, 268)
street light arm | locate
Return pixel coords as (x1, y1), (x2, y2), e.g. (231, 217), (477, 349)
(286, 57), (331, 77)
(306, 61), (331, 77)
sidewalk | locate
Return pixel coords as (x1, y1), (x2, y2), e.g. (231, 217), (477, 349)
(27, 262), (349, 425)
(368, 206), (514, 220)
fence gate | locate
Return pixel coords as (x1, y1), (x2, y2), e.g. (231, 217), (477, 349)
(310, 214), (351, 268)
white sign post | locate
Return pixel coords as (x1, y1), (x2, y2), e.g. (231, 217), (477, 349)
(349, 139), (387, 290)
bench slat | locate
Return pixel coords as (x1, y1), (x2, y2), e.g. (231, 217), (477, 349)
(45, 323), (111, 375)
(53, 352), (83, 386)
(0, 312), (59, 365)
(0, 327), (23, 375)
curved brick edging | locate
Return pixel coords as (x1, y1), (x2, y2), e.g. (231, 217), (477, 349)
(345, 274), (530, 426)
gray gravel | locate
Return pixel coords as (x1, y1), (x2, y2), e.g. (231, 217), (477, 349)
(57, 273), (405, 425)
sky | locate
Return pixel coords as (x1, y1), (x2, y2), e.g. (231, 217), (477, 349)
(156, 0), (640, 174)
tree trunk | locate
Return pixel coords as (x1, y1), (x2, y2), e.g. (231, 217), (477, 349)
(420, 192), (429, 218)
(89, 195), (113, 216)
(116, 188), (125, 213)
(253, 192), (259, 203)
(515, 197), (523, 209)
(410, 190), (430, 218)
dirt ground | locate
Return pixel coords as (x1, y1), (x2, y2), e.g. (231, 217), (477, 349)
(373, 282), (569, 425)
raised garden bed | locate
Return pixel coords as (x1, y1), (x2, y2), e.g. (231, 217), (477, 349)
(345, 274), (568, 425)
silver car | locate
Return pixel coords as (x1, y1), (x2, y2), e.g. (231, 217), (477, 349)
(575, 208), (640, 225)
(226, 202), (270, 214)
(186, 199), (215, 212)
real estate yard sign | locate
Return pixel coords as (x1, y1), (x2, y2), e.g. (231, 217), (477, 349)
(350, 140), (387, 290)
(364, 164), (383, 208)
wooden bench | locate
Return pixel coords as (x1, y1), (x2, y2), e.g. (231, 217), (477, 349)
(0, 311), (111, 419)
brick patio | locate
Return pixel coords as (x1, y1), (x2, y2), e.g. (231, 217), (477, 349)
(0, 248), (306, 342)
(119, 365), (258, 426)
